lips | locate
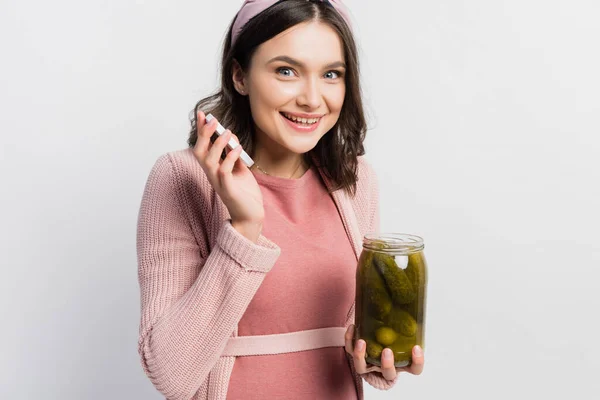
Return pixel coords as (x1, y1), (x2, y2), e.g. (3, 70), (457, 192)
(279, 112), (323, 133)
(280, 112), (321, 125)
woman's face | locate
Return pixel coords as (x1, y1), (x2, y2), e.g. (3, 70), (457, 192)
(237, 21), (346, 157)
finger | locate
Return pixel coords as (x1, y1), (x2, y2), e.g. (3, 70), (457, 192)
(196, 110), (205, 127)
(232, 153), (249, 173)
(195, 114), (218, 157)
(407, 346), (424, 375)
(219, 144), (242, 181)
(352, 339), (368, 374)
(344, 325), (354, 354)
(193, 111), (206, 157)
(206, 129), (232, 167)
(380, 348), (398, 381)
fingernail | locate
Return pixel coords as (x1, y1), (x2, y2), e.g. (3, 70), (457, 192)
(414, 346), (423, 357)
(383, 348), (393, 360)
(356, 340), (365, 351)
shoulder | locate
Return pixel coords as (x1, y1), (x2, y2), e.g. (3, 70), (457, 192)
(357, 155), (378, 179)
(147, 148), (211, 190)
(356, 155), (379, 199)
(143, 148), (217, 211)
(149, 148), (202, 177)
(345, 155), (379, 235)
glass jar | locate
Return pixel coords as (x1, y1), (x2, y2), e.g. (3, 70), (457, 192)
(354, 234), (428, 367)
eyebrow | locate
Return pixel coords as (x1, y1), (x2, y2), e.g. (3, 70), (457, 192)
(266, 55), (346, 69)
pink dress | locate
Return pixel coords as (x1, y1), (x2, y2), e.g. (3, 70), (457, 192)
(227, 166), (359, 399)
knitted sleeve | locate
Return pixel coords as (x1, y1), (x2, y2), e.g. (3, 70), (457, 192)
(136, 154), (280, 400)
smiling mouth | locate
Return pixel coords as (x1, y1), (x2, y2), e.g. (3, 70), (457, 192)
(280, 112), (322, 126)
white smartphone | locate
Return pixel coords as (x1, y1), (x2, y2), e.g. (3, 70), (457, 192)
(205, 113), (254, 168)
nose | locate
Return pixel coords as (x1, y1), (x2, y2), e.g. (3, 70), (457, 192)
(296, 77), (321, 109)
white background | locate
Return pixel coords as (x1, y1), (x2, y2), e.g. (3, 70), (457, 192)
(1, 0), (599, 398)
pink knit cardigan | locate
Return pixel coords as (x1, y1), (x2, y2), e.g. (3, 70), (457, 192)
(136, 148), (397, 399)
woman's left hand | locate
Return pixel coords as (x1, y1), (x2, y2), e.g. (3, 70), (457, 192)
(344, 324), (425, 381)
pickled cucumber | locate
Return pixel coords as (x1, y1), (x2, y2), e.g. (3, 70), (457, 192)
(365, 288), (392, 318)
(374, 326), (398, 346)
(366, 340), (383, 359)
(402, 252), (427, 319)
(405, 252), (427, 290)
(361, 253), (392, 319)
(384, 308), (417, 337)
(372, 253), (416, 305)
(400, 301), (419, 320)
(364, 317), (385, 333)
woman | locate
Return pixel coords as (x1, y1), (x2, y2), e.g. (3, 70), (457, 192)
(136, 1), (425, 399)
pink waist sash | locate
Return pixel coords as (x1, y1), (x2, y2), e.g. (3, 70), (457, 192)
(222, 327), (347, 357)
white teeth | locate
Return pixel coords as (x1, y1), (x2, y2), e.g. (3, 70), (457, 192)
(283, 113), (320, 124)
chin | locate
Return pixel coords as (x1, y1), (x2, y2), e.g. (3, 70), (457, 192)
(279, 136), (322, 155)
(275, 119), (334, 153)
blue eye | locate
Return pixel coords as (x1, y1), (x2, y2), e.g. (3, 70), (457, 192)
(277, 67), (294, 77)
(325, 70), (342, 79)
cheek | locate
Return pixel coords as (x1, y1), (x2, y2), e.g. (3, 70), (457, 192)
(251, 77), (297, 108)
(273, 82), (308, 99)
(326, 84), (346, 113)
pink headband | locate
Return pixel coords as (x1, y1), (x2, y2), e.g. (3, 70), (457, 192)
(231, 0), (352, 46)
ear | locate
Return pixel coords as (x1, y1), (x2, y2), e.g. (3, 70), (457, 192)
(231, 59), (248, 95)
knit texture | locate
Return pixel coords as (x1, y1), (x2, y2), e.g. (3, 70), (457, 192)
(136, 148), (397, 399)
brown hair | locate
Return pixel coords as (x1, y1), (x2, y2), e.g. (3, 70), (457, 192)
(188, 0), (367, 195)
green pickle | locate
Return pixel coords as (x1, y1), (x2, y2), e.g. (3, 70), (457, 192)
(355, 238), (427, 368)
(401, 253), (427, 320)
(406, 252), (427, 290)
(359, 252), (392, 319)
(363, 316), (385, 333)
(372, 253), (416, 305)
(366, 340), (383, 359)
(384, 309), (417, 337)
(374, 327), (397, 346)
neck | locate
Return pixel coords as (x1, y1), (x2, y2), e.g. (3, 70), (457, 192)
(252, 145), (308, 179)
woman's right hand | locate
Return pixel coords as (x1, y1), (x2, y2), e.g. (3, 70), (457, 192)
(192, 111), (265, 242)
